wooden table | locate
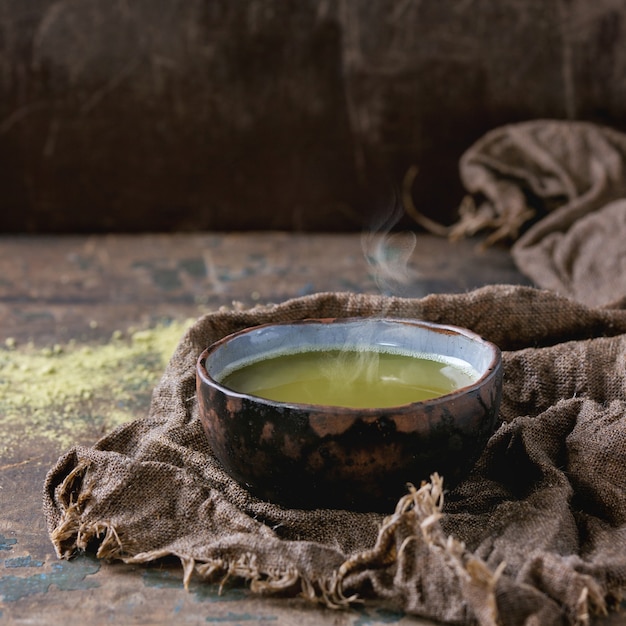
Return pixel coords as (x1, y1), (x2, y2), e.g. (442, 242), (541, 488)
(0, 233), (621, 625)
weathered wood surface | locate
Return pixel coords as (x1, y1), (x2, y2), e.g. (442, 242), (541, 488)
(0, 233), (622, 625)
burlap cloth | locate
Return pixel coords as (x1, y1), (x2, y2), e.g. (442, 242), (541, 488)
(44, 285), (626, 625)
(448, 120), (626, 308)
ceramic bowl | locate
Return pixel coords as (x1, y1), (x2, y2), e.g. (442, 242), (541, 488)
(196, 317), (502, 512)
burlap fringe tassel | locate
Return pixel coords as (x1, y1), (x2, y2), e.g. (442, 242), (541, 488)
(330, 474), (505, 625)
(402, 165), (535, 246)
(50, 461), (127, 561)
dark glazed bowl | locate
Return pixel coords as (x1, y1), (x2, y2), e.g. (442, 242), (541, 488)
(196, 318), (502, 512)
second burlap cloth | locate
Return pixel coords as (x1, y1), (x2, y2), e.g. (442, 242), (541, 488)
(453, 120), (626, 308)
(44, 286), (626, 625)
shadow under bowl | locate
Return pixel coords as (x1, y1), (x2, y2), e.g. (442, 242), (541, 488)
(196, 317), (502, 512)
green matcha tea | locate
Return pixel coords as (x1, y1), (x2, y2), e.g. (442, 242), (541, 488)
(220, 348), (479, 408)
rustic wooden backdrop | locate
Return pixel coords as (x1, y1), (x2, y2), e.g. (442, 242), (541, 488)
(0, 0), (624, 233)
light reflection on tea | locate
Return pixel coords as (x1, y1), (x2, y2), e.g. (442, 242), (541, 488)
(220, 348), (479, 408)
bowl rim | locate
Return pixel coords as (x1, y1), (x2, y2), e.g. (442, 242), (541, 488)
(196, 316), (502, 414)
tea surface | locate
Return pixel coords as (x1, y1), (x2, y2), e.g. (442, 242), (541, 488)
(220, 348), (478, 408)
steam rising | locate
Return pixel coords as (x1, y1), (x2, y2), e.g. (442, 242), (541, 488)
(362, 199), (421, 297)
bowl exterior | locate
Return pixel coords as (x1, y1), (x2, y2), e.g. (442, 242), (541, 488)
(196, 337), (502, 512)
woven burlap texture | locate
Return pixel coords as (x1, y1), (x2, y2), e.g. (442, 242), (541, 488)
(44, 286), (626, 626)
(448, 120), (626, 308)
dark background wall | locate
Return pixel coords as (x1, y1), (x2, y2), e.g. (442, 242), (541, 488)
(0, 0), (624, 233)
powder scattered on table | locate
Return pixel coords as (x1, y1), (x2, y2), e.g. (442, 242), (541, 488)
(0, 319), (195, 458)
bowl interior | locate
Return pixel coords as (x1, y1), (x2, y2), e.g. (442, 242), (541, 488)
(203, 318), (497, 405)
